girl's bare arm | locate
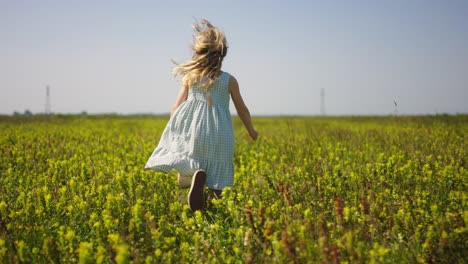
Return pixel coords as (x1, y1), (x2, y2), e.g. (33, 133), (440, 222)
(229, 76), (258, 140)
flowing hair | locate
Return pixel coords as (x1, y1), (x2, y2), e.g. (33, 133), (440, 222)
(173, 19), (228, 89)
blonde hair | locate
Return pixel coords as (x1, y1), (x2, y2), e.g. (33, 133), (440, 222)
(173, 19), (228, 89)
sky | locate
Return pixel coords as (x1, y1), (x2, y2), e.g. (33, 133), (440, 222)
(1, 0), (467, 116)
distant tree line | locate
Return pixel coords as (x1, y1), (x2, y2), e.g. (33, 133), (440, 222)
(13, 110), (34, 116)
(12, 110), (91, 116)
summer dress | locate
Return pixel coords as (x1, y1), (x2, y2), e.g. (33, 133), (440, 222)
(145, 71), (234, 190)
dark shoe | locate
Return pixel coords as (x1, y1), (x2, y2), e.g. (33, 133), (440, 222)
(188, 170), (207, 211)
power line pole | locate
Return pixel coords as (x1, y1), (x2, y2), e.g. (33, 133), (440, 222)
(45, 85), (51, 115)
(320, 88), (325, 116)
(393, 100), (399, 115)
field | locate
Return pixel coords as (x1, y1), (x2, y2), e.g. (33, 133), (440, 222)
(0, 115), (467, 263)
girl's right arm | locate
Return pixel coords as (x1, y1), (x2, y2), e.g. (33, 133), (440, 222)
(229, 76), (258, 141)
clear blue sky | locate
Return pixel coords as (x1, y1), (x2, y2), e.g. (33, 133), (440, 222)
(1, 0), (467, 115)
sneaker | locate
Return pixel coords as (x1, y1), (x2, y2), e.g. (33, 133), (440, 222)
(188, 170), (207, 211)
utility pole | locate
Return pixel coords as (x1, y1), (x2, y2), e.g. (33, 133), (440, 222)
(393, 100), (398, 115)
(45, 86), (51, 115)
(320, 88), (325, 116)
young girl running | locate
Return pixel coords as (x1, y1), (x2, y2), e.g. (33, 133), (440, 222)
(145, 19), (257, 211)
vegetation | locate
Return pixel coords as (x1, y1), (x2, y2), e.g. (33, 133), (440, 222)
(0, 115), (467, 263)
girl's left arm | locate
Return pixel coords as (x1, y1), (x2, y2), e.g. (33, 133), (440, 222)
(170, 82), (189, 118)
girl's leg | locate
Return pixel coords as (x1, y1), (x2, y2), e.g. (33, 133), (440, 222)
(210, 189), (222, 199)
(177, 172), (192, 189)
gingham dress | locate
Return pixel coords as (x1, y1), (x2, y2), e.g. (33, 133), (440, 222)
(145, 71), (234, 190)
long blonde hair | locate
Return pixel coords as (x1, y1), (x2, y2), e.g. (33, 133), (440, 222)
(173, 19), (228, 89)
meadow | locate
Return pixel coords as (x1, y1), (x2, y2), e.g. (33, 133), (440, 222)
(0, 115), (466, 263)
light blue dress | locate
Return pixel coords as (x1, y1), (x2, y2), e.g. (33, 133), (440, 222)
(145, 71), (234, 190)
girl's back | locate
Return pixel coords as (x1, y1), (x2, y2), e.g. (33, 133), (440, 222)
(189, 71), (230, 108)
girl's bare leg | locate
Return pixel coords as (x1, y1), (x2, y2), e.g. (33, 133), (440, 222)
(177, 172), (192, 189)
(210, 189), (222, 199)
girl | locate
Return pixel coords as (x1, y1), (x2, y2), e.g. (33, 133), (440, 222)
(145, 19), (257, 211)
